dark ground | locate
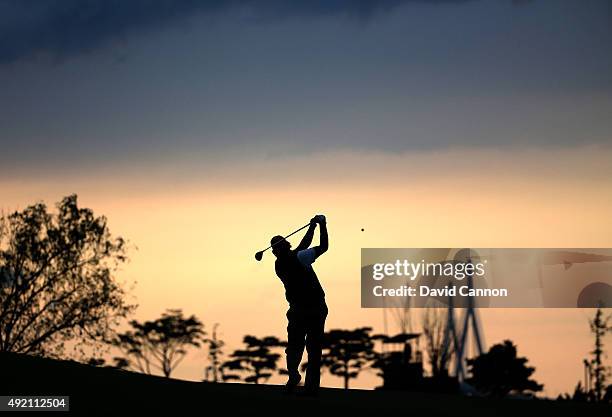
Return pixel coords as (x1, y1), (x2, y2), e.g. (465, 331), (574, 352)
(1, 352), (610, 416)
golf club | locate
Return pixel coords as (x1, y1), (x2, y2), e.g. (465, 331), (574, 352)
(254, 222), (311, 261)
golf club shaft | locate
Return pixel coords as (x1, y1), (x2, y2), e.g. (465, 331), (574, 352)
(264, 222), (311, 252)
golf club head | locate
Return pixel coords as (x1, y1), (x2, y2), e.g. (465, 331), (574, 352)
(255, 251), (264, 261)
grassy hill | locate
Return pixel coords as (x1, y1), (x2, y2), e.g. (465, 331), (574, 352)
(1, 352), (610, 416)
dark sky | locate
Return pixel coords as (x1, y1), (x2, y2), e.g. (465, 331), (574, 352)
(1, 0), (611, 177)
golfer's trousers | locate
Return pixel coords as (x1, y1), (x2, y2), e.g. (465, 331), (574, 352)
(286, 302), (328, 390)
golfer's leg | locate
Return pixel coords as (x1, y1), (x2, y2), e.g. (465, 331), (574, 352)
(286, 311), (306, 380)
(304, 307), (327, 391)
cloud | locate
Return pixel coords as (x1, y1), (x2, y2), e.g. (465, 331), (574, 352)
(0, 0), (474, 64)
(0, 0), (210, 64)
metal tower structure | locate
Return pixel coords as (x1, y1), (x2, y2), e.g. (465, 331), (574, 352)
(443, 249), (485, 381)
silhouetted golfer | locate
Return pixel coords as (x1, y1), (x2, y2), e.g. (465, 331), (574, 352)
(271, 214), (328, 395)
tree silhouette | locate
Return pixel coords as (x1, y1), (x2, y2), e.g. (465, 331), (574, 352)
(321, 327), (378, 389)
(588, 308), (612, 402)
(558, 381), (591, 402)
(421, 307), (450, 377)
(0, 195), (134, 357)
(203, 323), (226, 382)
(221, 335), (284, 384)
(114, 309), (205, 377)
(467, 340), (543, 397)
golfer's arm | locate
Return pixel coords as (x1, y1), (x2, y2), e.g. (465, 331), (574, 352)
(295, 223), (316, 251)
(314, 221), (328, 256)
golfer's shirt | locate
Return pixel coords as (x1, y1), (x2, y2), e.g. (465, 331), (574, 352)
(274, 248), (326, 309)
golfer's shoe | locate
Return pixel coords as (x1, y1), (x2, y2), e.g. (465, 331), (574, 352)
(285, 373), (302, 394)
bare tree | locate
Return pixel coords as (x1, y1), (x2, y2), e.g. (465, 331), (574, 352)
(421, 306), (450, 377)
(0, 195), (134, 358)
(203, 323), (225, 382)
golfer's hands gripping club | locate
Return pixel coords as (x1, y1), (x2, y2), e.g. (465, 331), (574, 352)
(310, 214), (326, 225)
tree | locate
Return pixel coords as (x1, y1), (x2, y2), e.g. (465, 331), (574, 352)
(558, 382), (585, 402)
(221, 336), (284, 384)
(203, 323), (225, 382)
(114, 309), (205, 377)
(421, 307), (450, 377)
(467, 340), (543, 397)
(0, 195), (134, 358)
(321, 327), (378, 389)
(588, 308), (612, 402)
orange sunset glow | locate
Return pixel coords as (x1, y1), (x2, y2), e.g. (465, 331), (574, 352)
(3, 147), (611, 396)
